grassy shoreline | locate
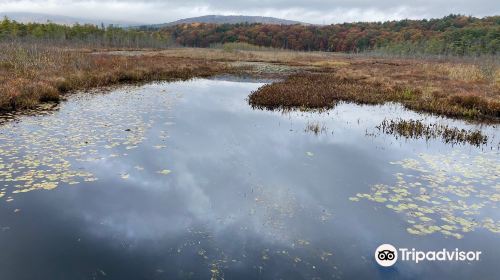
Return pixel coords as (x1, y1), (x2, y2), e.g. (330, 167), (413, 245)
(249, 72), (500, 121)
(0, 45), (233, 112)
(1, 45), (499, 122)
(247, 56), (500, 122)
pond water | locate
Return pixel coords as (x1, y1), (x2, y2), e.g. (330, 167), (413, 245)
(0, 78), (498, 280)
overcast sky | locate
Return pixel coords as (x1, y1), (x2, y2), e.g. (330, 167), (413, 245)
(0, 0), (499, 24)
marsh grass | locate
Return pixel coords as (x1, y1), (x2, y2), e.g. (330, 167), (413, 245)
(115, 48), (340, 65)
(2, 45), (499, 121)
(249, 73), (408, 109)
(0, 43), (232, 111)
(249, 71), (500, 121)
(239, 49), (500, 121)
(376, 119), (488, 146)
(211, 42), (280, 52)
(426, 61), (500, 84)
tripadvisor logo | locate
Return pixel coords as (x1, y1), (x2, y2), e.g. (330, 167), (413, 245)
(375, 244), (398, 267)
(375, 244), (482, 267)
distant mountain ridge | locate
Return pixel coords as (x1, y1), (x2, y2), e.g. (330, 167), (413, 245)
(144, 15), (306, 29)
(0, 12), (143, 27)
(1, 13), (307, 28)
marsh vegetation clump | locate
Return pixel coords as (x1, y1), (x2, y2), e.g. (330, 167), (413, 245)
(305, 122), (327, 135)
(376, 119), (488, 146)
(248, 67), (500, 121)
(248, 73), (380, 110)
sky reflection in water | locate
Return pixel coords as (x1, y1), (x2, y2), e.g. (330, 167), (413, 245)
(0, 78), (498, 280)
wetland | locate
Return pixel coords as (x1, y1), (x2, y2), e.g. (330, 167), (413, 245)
(0, 77), (498, 279)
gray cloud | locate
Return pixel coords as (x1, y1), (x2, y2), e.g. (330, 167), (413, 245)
(0, 0), (498, 24)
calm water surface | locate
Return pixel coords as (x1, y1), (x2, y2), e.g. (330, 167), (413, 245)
(0, 78), (498, 280)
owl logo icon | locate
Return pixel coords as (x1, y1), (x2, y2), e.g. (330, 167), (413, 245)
(375, 244), (398, 267)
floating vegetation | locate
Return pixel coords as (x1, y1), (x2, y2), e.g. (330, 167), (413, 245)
(0, 85), (175, 201)
(249, 185), (333, 241)
(153, 145), (167, 149)
(158, 169), (172, 175)
(172, 223), (339, 280)
(351, 151), (500, 239)
(163, 185), (339, 279)
(377, 119), (489, 146)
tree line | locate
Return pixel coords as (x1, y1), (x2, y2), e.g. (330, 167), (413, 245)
(160, 15), (499, 56)
(0, 17), (171, 48)
(1, 15), (498, 55)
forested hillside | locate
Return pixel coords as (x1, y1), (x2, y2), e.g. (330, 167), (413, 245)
(1, 15), (498, 55)
(163, 15), (499, 56)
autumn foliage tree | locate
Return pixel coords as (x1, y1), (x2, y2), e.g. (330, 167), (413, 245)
(160, 15), (499, 55)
